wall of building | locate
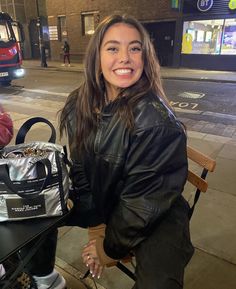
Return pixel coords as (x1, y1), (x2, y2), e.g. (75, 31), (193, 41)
(45, 0), (181, 62)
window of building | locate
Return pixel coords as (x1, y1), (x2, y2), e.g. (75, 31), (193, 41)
(58, 15), (67, 41)
(181, 19), (236, 55)
(221, 19), (236, 55)
(81, 11), (99, 35)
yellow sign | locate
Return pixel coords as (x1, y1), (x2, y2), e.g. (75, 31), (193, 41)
(182, 33), (193, 54)
(229, 0), (236, 9)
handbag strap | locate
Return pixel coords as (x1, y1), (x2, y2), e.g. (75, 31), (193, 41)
(0, 159), (52, 199)
(15, 117), (56, 145)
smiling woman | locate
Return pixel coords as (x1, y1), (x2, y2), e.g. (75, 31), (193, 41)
(23, 14), (194, 289)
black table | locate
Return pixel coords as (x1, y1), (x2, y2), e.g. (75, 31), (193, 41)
(0, 214), (69, 263)
(0, 213), (70, 288)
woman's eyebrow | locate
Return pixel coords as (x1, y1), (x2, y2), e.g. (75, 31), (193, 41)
(103, 40), (142, 46)
(103, 40), (120, 46)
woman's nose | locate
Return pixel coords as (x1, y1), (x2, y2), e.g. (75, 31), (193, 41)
(119, 49), (130, 63)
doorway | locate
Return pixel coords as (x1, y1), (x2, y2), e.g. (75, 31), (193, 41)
(29, 19), (40, 59)
(143, 21), (176, 66)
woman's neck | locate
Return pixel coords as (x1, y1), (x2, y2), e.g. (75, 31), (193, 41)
(105, 84), (120, 103)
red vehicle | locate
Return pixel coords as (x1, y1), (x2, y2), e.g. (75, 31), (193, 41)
(0, 12), (24, 86)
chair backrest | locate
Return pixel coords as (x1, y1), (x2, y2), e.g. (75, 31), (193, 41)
(186, 145), (216, 219)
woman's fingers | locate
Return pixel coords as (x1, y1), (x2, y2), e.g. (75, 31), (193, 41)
(90, 262), (104, 279)
(97, 264), (104, 279)
(81, 240), (104, 278)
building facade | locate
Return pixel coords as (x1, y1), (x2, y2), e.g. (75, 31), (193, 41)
(181, 0), (236, 70)
(1, 0), (236, 70)
(45, 0), (182, 65)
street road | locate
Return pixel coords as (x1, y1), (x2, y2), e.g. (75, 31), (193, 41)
(1, 68), (236, 138)
(163, 79), (236, 126)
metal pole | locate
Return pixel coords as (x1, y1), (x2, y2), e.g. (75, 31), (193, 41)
(36, 0), (47, 67)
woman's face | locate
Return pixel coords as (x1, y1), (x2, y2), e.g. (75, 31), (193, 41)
(100, 23), (144, 100)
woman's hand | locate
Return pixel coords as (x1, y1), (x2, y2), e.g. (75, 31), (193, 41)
(82, 239), (104, 279)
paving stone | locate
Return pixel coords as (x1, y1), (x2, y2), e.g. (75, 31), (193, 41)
(185, 249), (236, 289)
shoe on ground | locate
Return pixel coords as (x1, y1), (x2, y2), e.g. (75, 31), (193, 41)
(68, 64), (71, 67)
(33, 269), (66, 289)
(0, 263), (6, 279)
(15, 271), (38, 289)
(61, 64), (65, 66)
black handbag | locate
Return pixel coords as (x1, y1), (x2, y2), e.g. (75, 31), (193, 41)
(0, 117), (70, 222)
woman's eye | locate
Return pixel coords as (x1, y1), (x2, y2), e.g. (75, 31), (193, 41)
(130, 46), (142, 52)
(107, 47), (118, 52)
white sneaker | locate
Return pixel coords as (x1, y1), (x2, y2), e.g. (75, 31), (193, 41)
(0, 263), (6, 278)
(61, 64), (65, 66)
(68, 64), (71, 67)
(33, 269), (66, 289)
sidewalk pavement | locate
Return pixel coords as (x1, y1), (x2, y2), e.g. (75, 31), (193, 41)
(22, 59), (236, 83)
(21, 59), (236, 289)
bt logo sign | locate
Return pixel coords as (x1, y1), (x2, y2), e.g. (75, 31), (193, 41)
(197, 0), (214, 12)
(229, 0), (236, 10)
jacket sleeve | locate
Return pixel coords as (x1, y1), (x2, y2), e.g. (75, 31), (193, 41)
(0, 111), (13, 147)
(67, 159), (103, 228)
(103, 124), (188, 259)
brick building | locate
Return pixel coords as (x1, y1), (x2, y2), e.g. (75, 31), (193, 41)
(44, 0), (236, 70)
(2, 1), (235, 70)
(45, 0), (182, 66)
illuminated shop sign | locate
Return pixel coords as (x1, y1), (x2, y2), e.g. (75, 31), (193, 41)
(197, 0), (214, 12)
(171, 0), (180, 9)
(229, 0), (236, 10)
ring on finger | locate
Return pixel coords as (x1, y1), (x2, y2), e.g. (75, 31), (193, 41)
(87, 253), (91, 260)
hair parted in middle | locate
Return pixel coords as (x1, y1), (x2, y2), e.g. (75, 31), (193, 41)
(60, 14), (170, 152)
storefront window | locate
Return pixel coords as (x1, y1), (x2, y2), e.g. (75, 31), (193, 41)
(221, 19), (236, 55)
(182, 19), (236, 55)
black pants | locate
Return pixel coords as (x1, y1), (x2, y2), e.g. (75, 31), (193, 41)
(133, 199), (194, 289)
(20, 229), (58, 276)
(63, 53), (70, 64)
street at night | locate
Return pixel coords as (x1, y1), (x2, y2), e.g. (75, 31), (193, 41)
(1, 65), (236, 138)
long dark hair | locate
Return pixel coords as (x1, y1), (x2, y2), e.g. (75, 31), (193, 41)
(59, 14), (169, 152)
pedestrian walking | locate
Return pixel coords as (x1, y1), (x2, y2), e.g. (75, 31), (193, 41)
(62, 41), (70, 66)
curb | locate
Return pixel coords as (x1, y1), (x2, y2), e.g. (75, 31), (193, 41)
(22, 64), (236, 84)
(162, 76), (236, 84)
(22, 65), (84, 73)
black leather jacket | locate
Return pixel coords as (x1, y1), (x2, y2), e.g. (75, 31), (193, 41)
(68, 92), (188, 259)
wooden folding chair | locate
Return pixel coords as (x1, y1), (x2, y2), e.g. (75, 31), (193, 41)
(186, 145), (216, 219)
